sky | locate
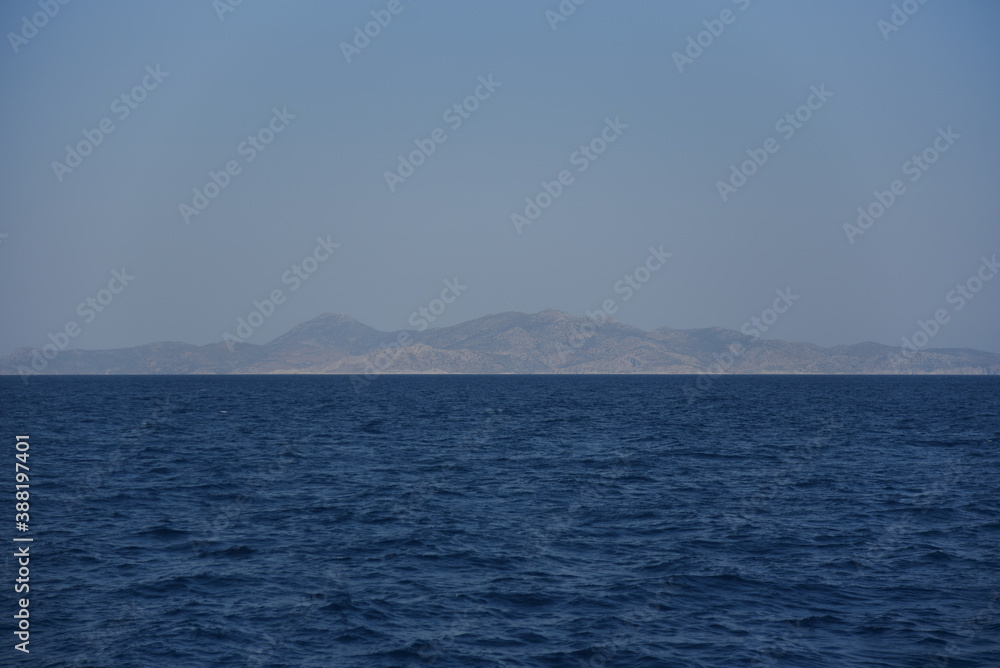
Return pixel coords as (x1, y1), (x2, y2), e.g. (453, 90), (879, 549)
(2, 0), (999, 355)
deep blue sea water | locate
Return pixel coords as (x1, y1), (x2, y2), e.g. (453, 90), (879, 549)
(1, 375), (999, 667)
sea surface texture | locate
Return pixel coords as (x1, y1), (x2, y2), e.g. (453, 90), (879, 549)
(2, 375), (999, 667)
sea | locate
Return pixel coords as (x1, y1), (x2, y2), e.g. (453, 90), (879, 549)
(1, 375), (998, 667)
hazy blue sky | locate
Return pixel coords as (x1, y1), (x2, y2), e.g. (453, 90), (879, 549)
(2, 0), (999, 355)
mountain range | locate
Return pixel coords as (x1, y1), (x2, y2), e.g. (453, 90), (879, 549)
(3, 310), (999, 376)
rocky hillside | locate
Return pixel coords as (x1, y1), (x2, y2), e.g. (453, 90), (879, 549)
(3, 310), (999, 376)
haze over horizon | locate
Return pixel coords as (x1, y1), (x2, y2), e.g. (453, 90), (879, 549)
(6, 307), (999, 356)
(3, 1), (999, 357)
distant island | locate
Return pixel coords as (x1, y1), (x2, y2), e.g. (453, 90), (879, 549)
(3, 310), (999, 377)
